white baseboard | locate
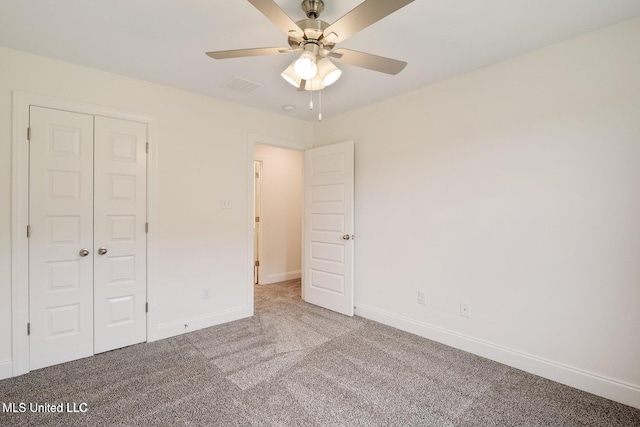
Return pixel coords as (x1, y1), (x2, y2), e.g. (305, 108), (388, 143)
(355, 303), (640, 410)
(0, 359), (12, 380)
(152, 305), (252, 341)
(261, 270), (301, 285)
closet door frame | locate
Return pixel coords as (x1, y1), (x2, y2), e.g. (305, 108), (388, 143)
(10, 91), (158, 377)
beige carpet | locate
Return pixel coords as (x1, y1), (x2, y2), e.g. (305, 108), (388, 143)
(1, 279), (638, 426)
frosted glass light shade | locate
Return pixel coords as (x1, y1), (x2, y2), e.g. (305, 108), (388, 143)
(294, 51), (317, 80)
(281, 61), (301, 88)
(317, 58), (342, 86)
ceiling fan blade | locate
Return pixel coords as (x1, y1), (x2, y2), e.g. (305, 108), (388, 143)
(206, 47), (292, 59)
(248, 0), (305, 39)
(323, 0), (415, 44)
(331, 49), (407, 75)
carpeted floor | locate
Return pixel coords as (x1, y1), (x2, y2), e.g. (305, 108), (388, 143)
(1, 279), (639, 426)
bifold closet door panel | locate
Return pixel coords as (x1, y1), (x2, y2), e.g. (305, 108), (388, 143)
(93, 116), (148, 354)
(28, 106), (95, 370)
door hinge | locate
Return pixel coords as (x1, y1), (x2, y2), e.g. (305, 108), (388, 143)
(27, 323), (30, 336)
(145, 222), (149, 233)
(145, 142), (149, 154)
(255, 260), (260, 267)
(27, 127), (31, 141)
(26, 225), (30, 238)
(255, 216), (260, 223)
(145, 302), (149, 313)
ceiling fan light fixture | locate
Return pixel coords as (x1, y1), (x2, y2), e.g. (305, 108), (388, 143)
(294, 44), (319, 80)
(317, 57), (341, 86)
(305, 74), (325, 91)
(281, 61), (301, 88)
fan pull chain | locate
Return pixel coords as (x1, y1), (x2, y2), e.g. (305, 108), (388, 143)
(318, 90), (322, 121)
(309, 80), (314, 110)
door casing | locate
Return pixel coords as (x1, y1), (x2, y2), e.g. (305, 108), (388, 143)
(10, 91), (158, 377)
(246, 134), (354, 313)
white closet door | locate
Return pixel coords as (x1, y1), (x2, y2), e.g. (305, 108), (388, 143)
(29, 106), (95, 370)
(93, 116), (147, 353)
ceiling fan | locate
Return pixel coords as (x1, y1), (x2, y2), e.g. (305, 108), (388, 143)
(206, 0), (415, 91)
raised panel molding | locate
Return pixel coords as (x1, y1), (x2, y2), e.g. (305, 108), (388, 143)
(108, 174), (137, 201)
(47, 216), (81, 244)
(46, 260), (80, 291)
(107, 296), (136, 326)
(110, 134), (137, 162)
(108, 256), (136, 284)
(310, 269), (344, 295)
(310, 214), (344, 232)
(311, 153), (344, 174)
(48, 126), (82, 157)
(311, 184), (344, 203)
(47, 170), (81, 200)
(107, 215), (136, 241)
(46, 304), (81, 337)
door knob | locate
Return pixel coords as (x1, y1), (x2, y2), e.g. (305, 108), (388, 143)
(79, 249), (90, 257)
(97, 247), (108, 255)
(342, 234), (351, 240)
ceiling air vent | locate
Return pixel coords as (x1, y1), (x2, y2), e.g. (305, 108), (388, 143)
(222, 76), (262, 94)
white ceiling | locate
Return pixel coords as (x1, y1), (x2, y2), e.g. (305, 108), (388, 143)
(1, 0), (639, 122)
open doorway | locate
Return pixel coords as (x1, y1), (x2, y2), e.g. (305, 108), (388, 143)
(253, 144), (304, 286)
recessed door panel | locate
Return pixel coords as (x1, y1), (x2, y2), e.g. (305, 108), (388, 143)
(108, 256), (136, 284)
(310, 242), (345, 264)
(310, 269), (345, 295)
(46, 260), (81, 291)
(311, 214), (345, 233)
(310, 153), (344, 175)
(110, 134), (137, 162)
(29, 106), (94, 370)
(47, 215), (81, 244)
(47, 126), (82, 157)
(107, 295), (136, 325)
(46, 304), (81, 337)
(47, 170), (81, 200)
(108, 173), (137, 201)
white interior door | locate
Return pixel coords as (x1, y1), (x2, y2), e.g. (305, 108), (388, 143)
(93, 116), (148, 353)
(29, 107), (148, 368)
(303, 141), (354, 316)
(29, 106), (95, 370)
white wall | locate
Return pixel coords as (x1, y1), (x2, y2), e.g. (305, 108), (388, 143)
(0, 47), (314, 377)
(315, 18), (640, 408)
(254, 144), (303, 284)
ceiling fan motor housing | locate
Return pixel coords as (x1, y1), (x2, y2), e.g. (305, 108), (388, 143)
(288, 18), (335, 55)
(301, 0), (324, 19)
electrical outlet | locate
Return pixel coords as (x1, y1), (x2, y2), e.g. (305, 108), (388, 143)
(202, 288), (211, 300)
(418, 291), (426, 305)
(460, 301), (471, 318)
(221, 198), (232, 209)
